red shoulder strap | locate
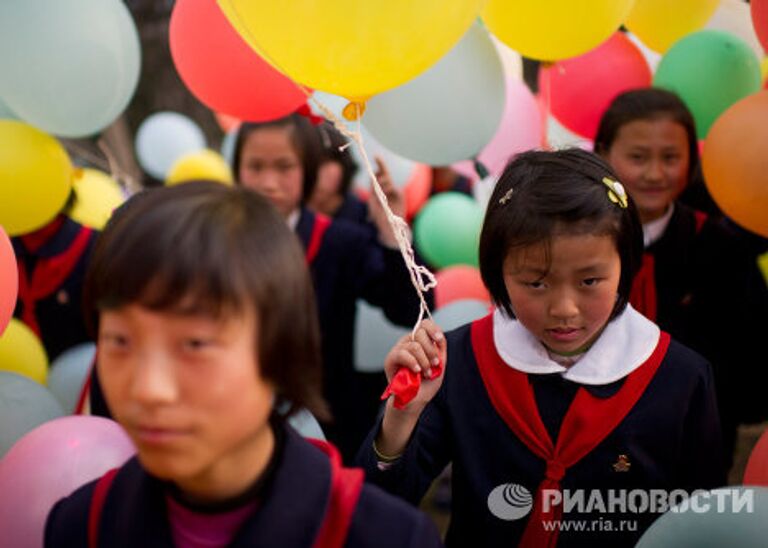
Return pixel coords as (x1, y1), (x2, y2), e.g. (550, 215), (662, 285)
(305, 214), (331, 265)
(308, 439), (364, 548)
(88, 467), (119, 548)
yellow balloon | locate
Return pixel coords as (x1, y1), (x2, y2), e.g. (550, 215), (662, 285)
(0, 319), (48, 385)
(0, 121), (72, 236)
(626, 0), (720, 53)
(69, 168), (126, 229)
(761, 58), (768, 84)
(217, 0), (485, 100)
(482, 0), (635, 61)
(166, 149), (233, 186)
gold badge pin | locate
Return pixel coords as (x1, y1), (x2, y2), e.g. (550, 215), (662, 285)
(612, 454), (631, 473)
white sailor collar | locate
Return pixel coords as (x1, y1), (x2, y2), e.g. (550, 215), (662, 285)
(492, 305), (660, 385)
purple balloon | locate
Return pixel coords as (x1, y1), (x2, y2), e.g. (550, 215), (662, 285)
(0, 415), (135, 548)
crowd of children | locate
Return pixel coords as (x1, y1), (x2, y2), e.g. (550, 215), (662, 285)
(5, 84), (766, 547)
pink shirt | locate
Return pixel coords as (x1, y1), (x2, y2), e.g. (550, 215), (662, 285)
(166, 495), (259, 548)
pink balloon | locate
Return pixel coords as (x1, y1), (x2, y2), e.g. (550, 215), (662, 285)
(453, 78), (543, 179)
(0, 416), (135, 547)
(0, 226), (16, 337)
(539, 32), (652, 140)
(170, 0), (308, 122)
(435, 265), (491, 308)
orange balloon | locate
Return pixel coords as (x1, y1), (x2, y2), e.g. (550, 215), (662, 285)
(702, 91), (768, 237)
(744, 428), (768, 486)
(0, 226), (17, 337)
(434, 265), (490, 309)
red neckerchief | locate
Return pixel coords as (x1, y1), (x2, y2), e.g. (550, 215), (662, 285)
(17, 223), (93, 336)
(630, 209), (708, 323)
(19, 215), (66, 252)
(630, 253), (657, 321)
(305, 213), (331, 265)
(471, 313), (669, 548)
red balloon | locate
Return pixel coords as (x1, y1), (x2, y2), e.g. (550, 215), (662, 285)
(744, 428), (768, 486)
(752, 0), (768, 53)
(404, 164), (433, 221)
(539, 32), (651, 140)
(0, 226), (17, 337)
(435, 265), (491, 309)
(169, 0), (308, 122)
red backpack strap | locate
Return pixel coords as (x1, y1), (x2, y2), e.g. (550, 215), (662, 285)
(88, 468), (119, 548)
(305, 214), (331, 265)
(308, 439), (364, 548)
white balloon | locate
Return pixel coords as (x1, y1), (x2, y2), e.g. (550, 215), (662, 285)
(48, 343), (96, 414)
(135, 112), (206, 179)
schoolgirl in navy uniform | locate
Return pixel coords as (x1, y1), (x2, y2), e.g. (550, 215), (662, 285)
(12, 191), (99, 361)
(232, 113), (431, 463)
(595, 88), (768, 468)
(45, 182), (441, 548)
(358, 149), (725, 547)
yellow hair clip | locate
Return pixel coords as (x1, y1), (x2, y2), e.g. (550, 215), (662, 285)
(602, 177), (628, 209)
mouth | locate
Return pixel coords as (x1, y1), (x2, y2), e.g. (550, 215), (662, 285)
(131, 423), (191, 446)
(546, 327), (583, 343)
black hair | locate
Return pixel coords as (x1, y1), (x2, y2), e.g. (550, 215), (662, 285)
(231, 113), (322, 202)
(479, 148), (643, 320)
(317, 121), (358, 195)
(83, 181), (328, 420)
(594, 87), (699, 184)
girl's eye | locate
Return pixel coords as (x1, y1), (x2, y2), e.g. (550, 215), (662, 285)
(100, 333), (129, 350)
(582, 278), (601, 287)
(527, 281), (545, 289)
(182, 338), (213, 351)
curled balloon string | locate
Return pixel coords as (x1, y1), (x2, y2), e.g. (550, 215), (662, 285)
(381, 361), (443, 410)
(97, 138), (140, 193)
(222, 0), (436, 335)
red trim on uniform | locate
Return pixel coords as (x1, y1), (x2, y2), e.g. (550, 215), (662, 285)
(75, 356), (97, 415)
(305, 214), (331, 265)
(470, 314), (669, 548)
(693, 210), (707, 234)
(19, 215), (66, 253)
(308, 438), (364, 548)
(88, 468), (118, 548)
(17, 225), (93, 336)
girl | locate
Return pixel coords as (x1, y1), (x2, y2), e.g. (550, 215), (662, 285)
(45, 182), (441, 547)
(358, 149), (725, 547)
(594, 88), (768, 467)
(232, 113), (431, 462)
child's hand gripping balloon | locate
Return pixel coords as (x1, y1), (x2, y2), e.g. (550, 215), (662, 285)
(381, 319), (446, 410)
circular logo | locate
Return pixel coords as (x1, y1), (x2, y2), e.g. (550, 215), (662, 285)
(487, 483), (533, 521)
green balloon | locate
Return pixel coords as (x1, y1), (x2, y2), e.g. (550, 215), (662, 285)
(654, 30), (761, 138)
(414, 192), (483, 269)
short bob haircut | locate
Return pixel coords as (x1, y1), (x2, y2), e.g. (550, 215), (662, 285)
(479, 148), (643, 321)
(83, 181), (327, 420)
(232, 113), (323, 203)
(593, 88), (699, 185)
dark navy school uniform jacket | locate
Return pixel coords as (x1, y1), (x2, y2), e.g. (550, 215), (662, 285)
(643, 203), (768, 460)
(12, 216), (99, 361)
(45, 425), (442, 548)
(357, 321), (725, 547)
(296, 208), (431, 462)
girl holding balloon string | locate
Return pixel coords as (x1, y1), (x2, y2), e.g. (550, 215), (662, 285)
(594, 88), (768, 470)
(45, 182), (442, 547)
(357, 149), (724, 547)
(232, 111), (433, 463)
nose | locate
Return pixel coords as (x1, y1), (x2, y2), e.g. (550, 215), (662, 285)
(549, 289), (579, 321)
(129, 349), (178, 405)
(645, 158), (664, 183)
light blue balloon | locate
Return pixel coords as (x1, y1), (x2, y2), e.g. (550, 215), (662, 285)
(48, 343), (95, 414)
(0, 97), (17, 120)
(0, 372), (64, 457)
(220, 128), (238, 168)
(636, 486), (768, 547)
(135, 112), (206, 180)
(364, 22), (506, 165)
(433, 299), (490, 332)
(354, 300), (409, 373)
(0, 0), (141, 137)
